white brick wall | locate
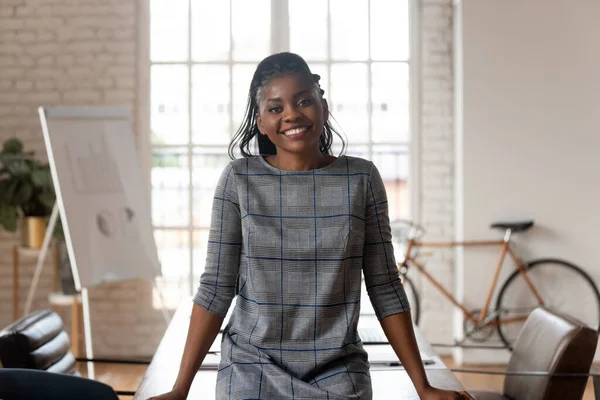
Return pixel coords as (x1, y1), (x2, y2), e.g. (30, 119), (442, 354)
(0, 0), (457, 358)
(0, 0), (163, 358)
(417, 0), (455, 348)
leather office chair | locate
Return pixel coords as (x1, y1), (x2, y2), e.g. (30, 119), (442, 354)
(0, 309), (147, 397)
(0, 368), (120, 400)
(465, 308), (598, 400)
(0, 309), (77, 373)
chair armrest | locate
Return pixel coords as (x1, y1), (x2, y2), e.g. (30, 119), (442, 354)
(450, 367), (600, 378)
(452, 369), (600, 400)
(115, 390), (136, 397)
(75, 357), (151, 365)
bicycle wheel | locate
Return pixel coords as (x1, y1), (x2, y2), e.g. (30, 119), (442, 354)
(401, 274), (420, 325)
(495, 258), (600, 350)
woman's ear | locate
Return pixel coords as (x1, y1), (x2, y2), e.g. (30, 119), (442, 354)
(322, 99), (329, 123)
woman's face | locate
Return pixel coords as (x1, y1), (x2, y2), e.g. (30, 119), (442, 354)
(256, 74), (328, 158)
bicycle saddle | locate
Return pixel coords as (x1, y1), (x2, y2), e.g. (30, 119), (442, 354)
(490, 220), (534, 232)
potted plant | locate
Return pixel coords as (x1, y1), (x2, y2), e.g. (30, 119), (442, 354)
(0, 137), (56, 248)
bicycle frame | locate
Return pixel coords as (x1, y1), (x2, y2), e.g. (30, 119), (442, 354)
(401, 234), (545, 328)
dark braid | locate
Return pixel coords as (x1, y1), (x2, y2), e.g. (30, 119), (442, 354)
(228, 52), (346, 159)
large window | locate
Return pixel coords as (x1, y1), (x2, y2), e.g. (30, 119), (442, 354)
(150, 0), (414, 307)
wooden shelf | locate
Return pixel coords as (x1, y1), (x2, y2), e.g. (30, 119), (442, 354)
(48, 291), (81, 306)
(16, 246), (45, 257)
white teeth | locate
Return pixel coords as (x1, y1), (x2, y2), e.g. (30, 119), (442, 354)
(284, 127), (308, 136)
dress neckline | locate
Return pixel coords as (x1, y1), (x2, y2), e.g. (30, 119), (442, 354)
(258, 154), (345, 173)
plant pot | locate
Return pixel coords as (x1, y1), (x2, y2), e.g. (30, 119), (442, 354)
(20, 216), (48, 249)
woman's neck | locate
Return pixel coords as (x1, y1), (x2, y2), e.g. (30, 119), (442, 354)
(265, 152), (335, 171)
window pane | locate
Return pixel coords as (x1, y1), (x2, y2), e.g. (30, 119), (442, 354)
(370, 0), (409, 60)
(150, 0), (188, 62)
(372, 145), (409, 220)
(232, 64), (257, 130)
(330, 63), (369, 144)
(333, 144), (368, 159)
(330, 0), (368, 61)
(232, 0), (270, 61)
(289, 0), (327, 61)
(152, 148), (189, 226)
(372, 63), (410, 143)
(192, 0), (230, 61)
(192, 149), (232, 228)
(155, 229), (190, 303)
(151, 65), (189, 145)
(192, 66), (230, 145)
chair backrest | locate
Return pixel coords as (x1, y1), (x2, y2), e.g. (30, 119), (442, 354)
(0, 309), (76, 374)
(504, 307), (598, 400)
(0, 368), (119, 400)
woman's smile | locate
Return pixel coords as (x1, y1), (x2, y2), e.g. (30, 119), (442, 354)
(280, 125), (311, 139)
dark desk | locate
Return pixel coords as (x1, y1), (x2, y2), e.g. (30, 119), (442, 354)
(134, 302), (466, 399)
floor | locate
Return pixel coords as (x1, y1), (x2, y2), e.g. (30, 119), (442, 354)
(79, 358), (597, 399)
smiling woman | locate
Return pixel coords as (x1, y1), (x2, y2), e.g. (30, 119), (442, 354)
(149, 0), (414, 331)
(229, 53), (343, 168)
(148, 52), (470, 400)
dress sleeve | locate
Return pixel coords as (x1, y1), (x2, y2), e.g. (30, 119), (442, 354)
(193, 163), (242, 317)
(363, 163), (411, 320)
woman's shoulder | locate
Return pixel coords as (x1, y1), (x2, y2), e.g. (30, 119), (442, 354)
(224, 156), (263, 170)
(340, 155), (375, 174)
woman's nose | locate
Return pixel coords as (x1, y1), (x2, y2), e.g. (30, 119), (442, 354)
(282, 106), (302, 122)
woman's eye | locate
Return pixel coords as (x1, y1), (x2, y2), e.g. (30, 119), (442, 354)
(298, 99), (312, 107)
(268, 107), (282, 113)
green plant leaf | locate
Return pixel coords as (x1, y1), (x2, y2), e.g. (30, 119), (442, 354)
(0, 179), (10, 201)
(5, 179), (20, 203)
(31, 167), (52, 188)
(4, 158), (30, 177)
(0, 202), (18, 232)
(37, 192), (56, 209)
(1, 137), (23, 154)
(13, 181), (33, 205)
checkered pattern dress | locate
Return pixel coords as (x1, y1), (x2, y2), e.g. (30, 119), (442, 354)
(194, 155), (410, 399)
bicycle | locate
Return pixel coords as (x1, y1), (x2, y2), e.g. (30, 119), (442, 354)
(391, 219), (600, 351)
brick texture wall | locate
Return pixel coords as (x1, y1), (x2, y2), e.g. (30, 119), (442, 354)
(416, 0), (455, 347)
(0, 0), (163, 358)
(0, 0), (456, 358)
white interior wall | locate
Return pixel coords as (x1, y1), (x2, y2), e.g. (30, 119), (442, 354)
(455, 0), (600, 363)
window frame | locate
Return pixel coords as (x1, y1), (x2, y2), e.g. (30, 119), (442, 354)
(138, 0), (422, 297)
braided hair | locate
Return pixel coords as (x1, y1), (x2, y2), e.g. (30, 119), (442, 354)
(228, 52), (346, 159)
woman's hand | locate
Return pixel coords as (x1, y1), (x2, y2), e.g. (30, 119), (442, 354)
(419, 386), (475, 399)
(147, 388), (188, 400)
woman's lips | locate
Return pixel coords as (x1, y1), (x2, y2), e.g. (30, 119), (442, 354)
(281, 126), (310, 139)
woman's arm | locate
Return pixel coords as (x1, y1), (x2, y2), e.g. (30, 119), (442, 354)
(150, 163), (242, 400)
(170, 304), (224, 397)
(149, 305), (223, 399)
(362, 163), (472, 399)
(380, 311), (429, 393)
(380, 312), (474, 399)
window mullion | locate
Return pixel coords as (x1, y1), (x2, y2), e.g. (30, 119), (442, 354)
(327, 0), (332, 133)
(271, 0), (289, 53)
(229, 0), (234, 143)
(187, 0), (194, 296)
(367, 0), (373, 161)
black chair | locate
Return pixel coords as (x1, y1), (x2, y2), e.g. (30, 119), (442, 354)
(0, 368), (120, 400)
(0, 309), (149, 397)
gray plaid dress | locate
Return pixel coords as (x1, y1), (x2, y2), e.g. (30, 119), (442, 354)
(194, 155), (410, 399)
